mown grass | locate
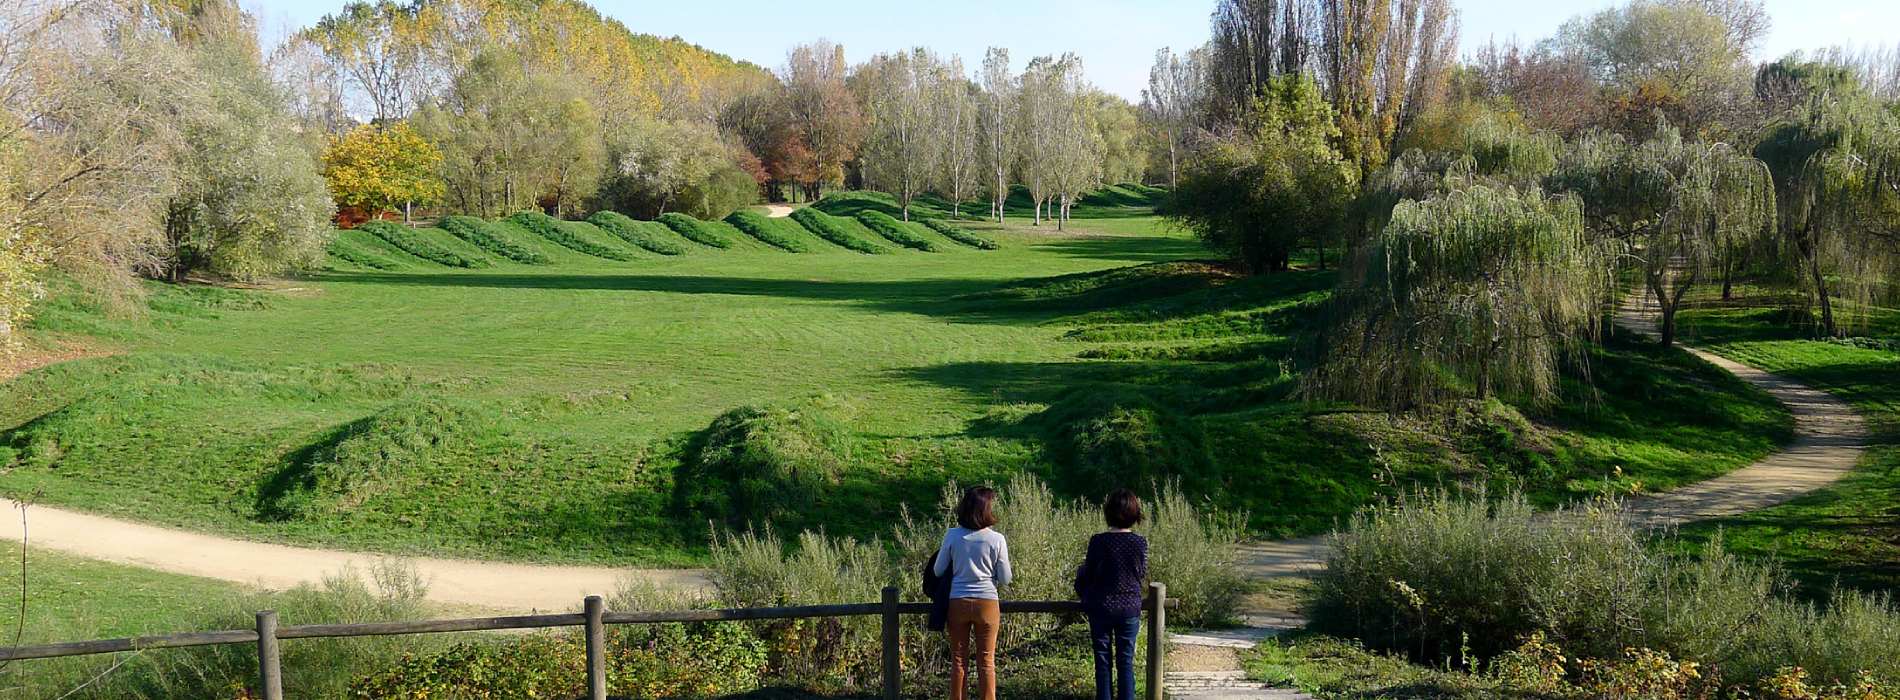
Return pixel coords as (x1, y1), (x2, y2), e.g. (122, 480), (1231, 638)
(508, 211), (637, 261)
(325, 230), (409, 270)
(439, 215), (550, 264)
(790, 208), (890, 254)
(923, 218), (999, 249)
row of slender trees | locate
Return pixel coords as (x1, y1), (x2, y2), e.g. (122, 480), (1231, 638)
(1156, 0), (1900, 411)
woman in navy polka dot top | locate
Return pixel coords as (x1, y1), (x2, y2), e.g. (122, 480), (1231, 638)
(1073, 489), (1148, 700)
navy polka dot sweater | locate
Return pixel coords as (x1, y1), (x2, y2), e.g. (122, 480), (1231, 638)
(1073, 531), (1148, 618)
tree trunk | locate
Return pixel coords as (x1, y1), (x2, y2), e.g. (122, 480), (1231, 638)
(403, 201), (412, 225)
(1810, 254), (1837, 336)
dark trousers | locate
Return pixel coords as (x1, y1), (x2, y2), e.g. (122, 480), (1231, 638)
(1088, 612), (1140, 700)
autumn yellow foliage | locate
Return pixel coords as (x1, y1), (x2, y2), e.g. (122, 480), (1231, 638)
(321, 122), (444, 218)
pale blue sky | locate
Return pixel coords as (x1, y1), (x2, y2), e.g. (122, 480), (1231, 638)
(246, 0), (1900, 101)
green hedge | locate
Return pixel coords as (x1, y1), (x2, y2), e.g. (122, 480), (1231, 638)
(854, 210), (939, 251)
(656, 212), (735, 249)
(923, 218), (999, 249)
(725, 211), (812, 252)
(506, 211), (634, 261)
(358, 221), (488, 268)
(586, 211), (688, 255)
(438, 215), (549, 264)
(326, 233), (408, 270)
(790, 208), (887, 254)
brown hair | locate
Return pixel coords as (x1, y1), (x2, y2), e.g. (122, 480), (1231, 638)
(956, 486), (999, 530)
(1103, 489), (1143, 529)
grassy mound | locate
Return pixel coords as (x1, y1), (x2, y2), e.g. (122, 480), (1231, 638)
(854, 210), (939, 252)
(326, 230), (410, 270)
(257, 399), (489, 520)
(724, 210), (812, 252)
(656, 213), (735, 249)
(587, 211), (688, 256)
(358, 221), (489, 269)
(674, 400), (854, 528)
(789, 208), (889, 254)
(507, 211), (635, 261)
(439, 215), (549, 264)
(922, 218), (999, 249)
(1034, 387), (1216, 495)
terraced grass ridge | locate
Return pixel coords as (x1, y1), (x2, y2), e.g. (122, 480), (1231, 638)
(359, 220), (489, 268)
(791, 207), (890, 253)
(657, 213), (735, 249)
(855, 210), (940, 252)
(725, 210), (813, 252)
(587, 211), (688, 255)
(508, 210), (636, 261)
(440, 215), (551, 264)
(924, 218), (999, 249)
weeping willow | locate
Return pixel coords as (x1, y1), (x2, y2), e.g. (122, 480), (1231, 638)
(1309, 185), (1620, 410)
(1550, 126), (1777, 346)
(1359, 111), (1561, 235)
(1758, 94), (1900, 335)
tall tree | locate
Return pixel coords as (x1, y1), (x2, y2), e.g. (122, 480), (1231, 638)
(933, 59), (981, 218)
(1548, 126), (1777, 346)
(413, 48), (605, 218)
(779, 40), (862, 201)
(1207, 0), (1317, 125)
(856, 48), (944, 220)
(1319, 0), (1459, 179)
(978, 47), (1017, 222)
(1141, 47), (1204, 187)
(303, 0), (431, 122)
(1554, 0), (1762, 137)
(322, 121), (444, 224)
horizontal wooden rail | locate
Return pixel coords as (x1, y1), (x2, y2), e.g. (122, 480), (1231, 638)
(0, 584), (1173, 700)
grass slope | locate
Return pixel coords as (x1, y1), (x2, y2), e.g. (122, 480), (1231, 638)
(790, 208), (889, 254)
(440, 215), (550, 265)
(923, 218), (999, 250)
(855, 210), (939, 252)
(587, 211), (689, 256)
(358, 221), (489, 269)
(507, 211), (637, 262)
(725, 210), (814, 252)
(1, 210), (1787, 564)
(656, 213), (736, 249)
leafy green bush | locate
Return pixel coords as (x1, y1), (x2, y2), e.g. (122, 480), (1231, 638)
(587, 211), (688, 255)
(725, 210), (812, 252)
(923, 218), (999, 249)
(438, 214), (548, 264)
(674, 400), (854, 527)
(790, 208), (888, 254)
(507, 211), (634, 261)
(325, 233), (408, 270)
(1309, 491), (1900, 687)
(656, 212), (735, 248)
(854, 210), (939, 251)
(357, 220), (488, 268)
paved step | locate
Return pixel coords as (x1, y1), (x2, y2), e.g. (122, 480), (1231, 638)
(1165, 670), (1310, 699)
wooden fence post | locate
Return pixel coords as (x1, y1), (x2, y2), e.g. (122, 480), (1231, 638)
(255, 610), (283, 700)
(881, 586), (900, 700)
(1146, 583), (1166, 700)
(585, 596), (606, 700)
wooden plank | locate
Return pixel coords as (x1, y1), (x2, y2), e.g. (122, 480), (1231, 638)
(880, 587), (900, 700)
(256, 611), (283, 700)
(585, 597), (606, 700)
(278, 613), (586, 639)
(1146, 583), (1166, 700)
(0, 630), (259, 661)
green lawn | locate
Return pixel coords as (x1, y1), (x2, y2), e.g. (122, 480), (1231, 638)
(0, 196), (1791, 566)
(1674, 296), (1900, 594)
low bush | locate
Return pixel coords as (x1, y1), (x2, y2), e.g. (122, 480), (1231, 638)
(438, 214), (549, 264)
(673, 400), (855, 528)
(1308, 490), (1900, 688)
(790, 208), (888, 254)
(357, 220), (488, 268)
(854, 210), (939, 251)
(350, 621), (766, 698)
(1030, 387), (1219, 497)
(657, 212), (735, 248)
(325, 233), (407, 270)
(587, 211), (688, 255)
(507, 211), (634, 261)
(725, 210), (812, 252)
(922, 217), (999, 249)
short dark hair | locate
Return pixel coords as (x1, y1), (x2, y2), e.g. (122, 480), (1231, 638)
(956, 487), (999, 530)
(1103, 489), (1143, 529)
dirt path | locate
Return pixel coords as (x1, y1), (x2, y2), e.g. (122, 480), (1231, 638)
(763, 204), (794, 218)
(0, 499), (708, 611)
(1170, 288), (1871, 698)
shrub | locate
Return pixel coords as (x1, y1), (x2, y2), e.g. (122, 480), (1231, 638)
(507, 211), (634, 261)
(357, 220), (488, 268)
(258, 399), (490, 520)
(587, 211), (688, 255)
(350, 622), (766, 698)
(854, 210), (939, 251)
(790, 208), (887, 254)
(923, 218), (999, 249)
(725, 210), (812, 252)
(438, 214), (548, 264)
(674, 401), (854, 527)
(325, 234), (407, 270)
(1309, 490), (1900, 687)
(656, 212), (735, 248)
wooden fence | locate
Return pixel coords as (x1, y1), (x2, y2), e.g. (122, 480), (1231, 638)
(0, 583), (1172, 700)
